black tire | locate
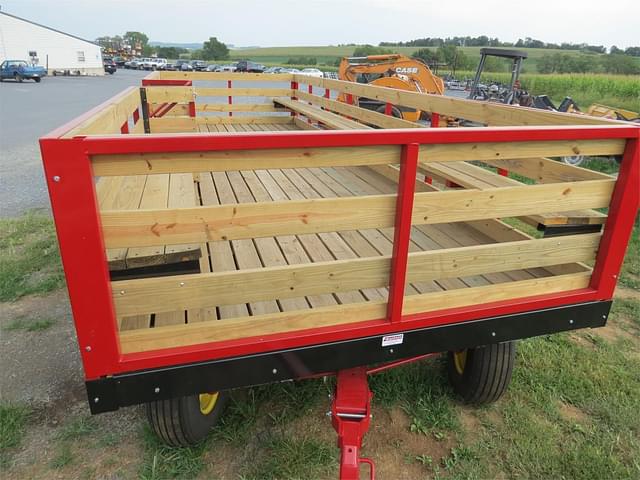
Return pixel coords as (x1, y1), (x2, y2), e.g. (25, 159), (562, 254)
(146, 391), (228, 446)
(34, 77), (41, 83)
(15, 74), (23, 83)
(447, 341), (516, 404)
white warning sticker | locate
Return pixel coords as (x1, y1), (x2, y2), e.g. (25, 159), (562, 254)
(381, 333), (404, 347)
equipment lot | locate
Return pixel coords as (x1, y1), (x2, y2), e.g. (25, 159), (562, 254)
(0, 70), (148, 216)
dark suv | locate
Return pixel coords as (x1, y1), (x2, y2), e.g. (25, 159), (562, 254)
(235, 60), (265, 73)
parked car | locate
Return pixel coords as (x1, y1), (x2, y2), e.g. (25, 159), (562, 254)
(141, 58), (167, 70)
(215, 64), (237, 72)
(206, 64), (220, 72)
(103, 58), (117, 75)
(0, 60), (47, 82)
(282, 67), (301, 73)
(124, 59), (138, 69)
(112, 56), (126, 67)
(235, 60), (265, 73)
(264, 66), (285, 74)
(175, 60), (193, 71)
(300, 68), (324, 78)
(190, 60), (207, 71)
(162, 62), (178, 71)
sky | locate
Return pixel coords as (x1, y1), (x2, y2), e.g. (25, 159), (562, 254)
(1, 0), (638, 48)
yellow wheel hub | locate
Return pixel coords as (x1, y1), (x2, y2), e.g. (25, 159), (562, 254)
(453, 350), (468, 375)
(199, 392), (219, 415)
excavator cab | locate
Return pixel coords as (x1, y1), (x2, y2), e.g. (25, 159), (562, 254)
(338, 54), (445, 122)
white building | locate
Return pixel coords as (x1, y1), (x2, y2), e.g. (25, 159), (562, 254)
(0, 11), (103, 75)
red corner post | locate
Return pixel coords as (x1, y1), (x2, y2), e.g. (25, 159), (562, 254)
(331, 367), (375, 480)
(387, 143), (420, 323)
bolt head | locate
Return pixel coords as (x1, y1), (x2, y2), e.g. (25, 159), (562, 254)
(272, 368), (278, 374)
(491, 332), (496, 337)
(94, 397), (99, 403)
(389, 348), (394, 354)
(179, 282), (185, 287)
(53, 175), (61, 182)
(154, 387), (160, 393)
(569, 319), (574, 324)
(85, 346), (92, 352)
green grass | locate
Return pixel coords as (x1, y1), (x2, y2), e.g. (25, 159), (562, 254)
(244, 435), (336, 480)
(3, 317), (56, 332)
(0, 211), (65, 302)
(50, 444), (73, 469)
(0, 404), (31, 467)
(55, 415), (98, 441)
(619, 223), (639, 290)
(139, 426), (206, 480)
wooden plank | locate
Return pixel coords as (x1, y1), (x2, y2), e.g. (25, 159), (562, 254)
(274, 98), (370, 130)
(482, 158), (613, 183)
(199, 172), (249, 319)
(197, 88), (293, 97)
(196, 116), (293, 125)
(119, 272), (591, 353)
(124, 174), (169, 268)
(148, 117), (198, 133)
(164, 173), (202, 264)
(145, 86), (194, 104)
(100, 179), (614, 248)
(96, 175), (147, 270)
(92, 145), (400, 176)
(293, 117), (321, 130)
(91, 139), (624, 176)
(158, 71), (294, 82)
(295, 91), (421, 129)
(294, 75), (624, 127)
(112, 233), (600, 317)
(196, 104), (287, 113)
(213, 171), (280, 316)
(64, 88), (141, 137)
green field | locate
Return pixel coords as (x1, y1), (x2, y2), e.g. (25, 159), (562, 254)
(229, 45), (602, 72)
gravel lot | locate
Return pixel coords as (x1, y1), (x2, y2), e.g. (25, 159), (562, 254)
(0, 69), (148, 217)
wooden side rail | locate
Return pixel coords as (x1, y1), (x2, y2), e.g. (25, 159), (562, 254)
(420, 161), (607, 226)
(294, 91), (420, 129)
(274, 98), (369, 130)
(99, 180), (615, 248)
(293, 75), (625, 127)
(113, 234), (600, 317)
(91, 139), (625, 176)
(197, 103), (287, 113)
(63, 88), (142, 137)
(157, 71), (294, 82)
(482, 158), (614, 183)
(118, 271), (591, 353)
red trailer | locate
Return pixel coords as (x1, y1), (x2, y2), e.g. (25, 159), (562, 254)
(40, 71), (639, 479)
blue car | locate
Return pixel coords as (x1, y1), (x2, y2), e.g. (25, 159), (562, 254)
(0, 60), (47, 83)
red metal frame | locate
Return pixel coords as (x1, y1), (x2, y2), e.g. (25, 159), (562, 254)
(331, 368), (374, 480)
(227, 80), (233, 117)
(40, 87), (640, 382)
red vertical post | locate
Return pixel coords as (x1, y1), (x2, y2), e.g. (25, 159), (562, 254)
(188, 101), (196, 118)
(589, 136), (639, 298)
(291, 80), (299, 116)
(384, 102), (392, 116)
(39, 138), (120, 380)
(324, 88), (330, 99)
(425, 176), (433, 185)
(132, 108), (140, 125)
(387, 143), (420, 323)
(498, 168), (508, 177)
(431, 112), (440, 128)
(227, 80), (233, 117)
(120, 120), (129, 134)
(346, 94), (354, 105)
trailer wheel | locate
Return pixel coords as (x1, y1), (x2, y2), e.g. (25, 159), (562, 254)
(375, 104), (403, 118)
(146, 391), (228, 446)
(447, 342), (516, 404)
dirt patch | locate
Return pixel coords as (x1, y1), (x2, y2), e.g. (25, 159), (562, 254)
(614, 286), (640, 301)
(592, 322), (637, 344)
(362, 406), (454, 480)
(558, 401), (589, 424)
(458, 407), (482, 441)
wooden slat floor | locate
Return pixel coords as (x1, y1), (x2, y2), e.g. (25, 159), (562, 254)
(119, 122), (559, 331)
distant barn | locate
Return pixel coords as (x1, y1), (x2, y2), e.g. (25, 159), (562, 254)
(0, 10), (103, 75)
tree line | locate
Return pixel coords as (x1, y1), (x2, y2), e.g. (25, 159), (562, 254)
(95, 32), (230, 61)
(380, 36), (640, 57)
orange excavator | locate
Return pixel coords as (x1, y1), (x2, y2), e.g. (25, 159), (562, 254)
(338, 54), (445, 122)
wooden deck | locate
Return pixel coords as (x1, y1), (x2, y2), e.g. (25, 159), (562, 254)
(114, 121), (580, 333)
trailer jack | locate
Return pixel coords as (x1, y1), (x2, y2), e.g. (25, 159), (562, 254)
(331, 367), (375, 480)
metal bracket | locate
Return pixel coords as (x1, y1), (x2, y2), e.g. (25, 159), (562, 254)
(139, 87), (151, 134)
(331, 367), (375, 480)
